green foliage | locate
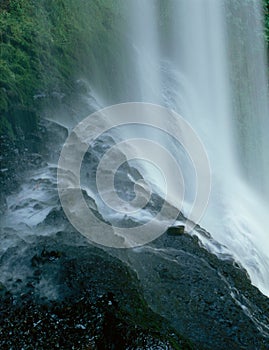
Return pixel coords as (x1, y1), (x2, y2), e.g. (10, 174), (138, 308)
(0, 0), (122, 136)
(0, 115), (14, 138)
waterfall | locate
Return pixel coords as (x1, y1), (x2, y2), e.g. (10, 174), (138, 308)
(2, 0), (268, 297)
(227, 0), (269, 198)
(128, 0), (161, 103)
(123, 0), (269, 295)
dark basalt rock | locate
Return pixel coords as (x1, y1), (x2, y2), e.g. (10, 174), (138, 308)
(167, 225), (185, 236)
(0, 233), (192, 350)
(115, 231), (269, 350)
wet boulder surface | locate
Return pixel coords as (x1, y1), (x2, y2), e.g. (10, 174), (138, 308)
(0, 227), (269, 349)
(115, 231), (269, 350)
(0, 231), (192, 350)
(1, 119), (269, 349)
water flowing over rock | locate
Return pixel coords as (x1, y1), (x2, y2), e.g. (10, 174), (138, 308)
(1, 0), (269, 349)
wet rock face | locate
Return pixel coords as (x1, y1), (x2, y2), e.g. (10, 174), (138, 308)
(118, 232), (269, 350)
(167, 225), (185, 236)
(0, 234), (191, 350)
(0, 119), (48, 214)
(1, 227), (269, 349)
(1, 114), (269, 349)
(0, 292), (178, 350)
